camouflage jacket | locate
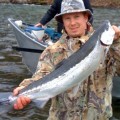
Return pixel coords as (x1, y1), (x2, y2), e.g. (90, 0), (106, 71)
(19, 30), (120, 120)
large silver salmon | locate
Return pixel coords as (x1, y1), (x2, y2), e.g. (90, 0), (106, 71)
(0, 20), (115, 112)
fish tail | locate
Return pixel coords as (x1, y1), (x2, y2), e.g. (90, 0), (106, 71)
(0, 92), (13, 114)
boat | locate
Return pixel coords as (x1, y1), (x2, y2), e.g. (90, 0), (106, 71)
(8, 18), (61, 73)
(8, 18), (120, 99)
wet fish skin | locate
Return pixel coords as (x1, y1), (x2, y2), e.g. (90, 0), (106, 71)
(0, 20), (115, 110)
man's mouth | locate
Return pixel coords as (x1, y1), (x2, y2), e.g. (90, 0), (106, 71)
(71, 28), (78, 32)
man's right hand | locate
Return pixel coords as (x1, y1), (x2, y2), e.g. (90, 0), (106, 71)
(35, 23), (47, 28)
(35, 23), (43, 27)
(13, 86), (31, 110)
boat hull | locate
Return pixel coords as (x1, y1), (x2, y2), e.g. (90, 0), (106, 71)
(8, 18), (48, 73)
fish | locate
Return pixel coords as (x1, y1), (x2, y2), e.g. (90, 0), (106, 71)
(0, 20), (115, 112)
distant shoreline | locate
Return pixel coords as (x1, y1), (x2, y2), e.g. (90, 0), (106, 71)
(91, 0), (120, 8)
(0, 0), (120, 8)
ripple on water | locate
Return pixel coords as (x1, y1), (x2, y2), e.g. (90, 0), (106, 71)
(0, 82), (14, 92)
(0, 64), (25, 74)
(0, 56), (5, 60)
(0, 103), (49, 120)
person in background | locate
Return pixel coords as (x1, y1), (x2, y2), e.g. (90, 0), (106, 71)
(13, 0), (120, 120)
(35, 0), (93, 33)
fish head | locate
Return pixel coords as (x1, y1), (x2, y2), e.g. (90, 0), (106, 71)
(100, 22), (115, 45)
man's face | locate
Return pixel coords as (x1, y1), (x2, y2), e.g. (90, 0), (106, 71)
(62, 12), (88, 38)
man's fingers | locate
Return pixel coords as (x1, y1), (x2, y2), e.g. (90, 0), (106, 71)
(20, 96), (31, 106)
(25, 97), (31, 104)
(14, 97), (24, 110)
(14, 96), (31, 110)
(35, 23), (42, 27)
(112, 25), (120, 40)
(14, 103), (19, 110)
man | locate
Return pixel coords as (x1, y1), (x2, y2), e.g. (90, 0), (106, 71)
(13, 0), (120, 119)
(35, 0), (93, 33)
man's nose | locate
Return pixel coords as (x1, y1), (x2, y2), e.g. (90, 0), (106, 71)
(70, 18), (76, 25)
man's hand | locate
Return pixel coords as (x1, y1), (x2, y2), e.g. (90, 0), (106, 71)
(13, 86), (31, 110)
(112, 25), (120, 40)
(35, 23), (47, 28)
(35, 23), (43, 27)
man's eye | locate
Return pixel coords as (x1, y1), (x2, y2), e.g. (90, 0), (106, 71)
(65, 17), (70, 20)
(75, 15), (80, 18)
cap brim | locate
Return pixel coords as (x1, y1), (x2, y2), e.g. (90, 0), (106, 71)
(55, 9), (92, 23)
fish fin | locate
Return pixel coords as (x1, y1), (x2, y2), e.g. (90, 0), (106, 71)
(0, 92), (13, 114)
(33, 98), (49, 108)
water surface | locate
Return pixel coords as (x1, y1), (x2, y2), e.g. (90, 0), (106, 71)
(0, 4), (120, 120)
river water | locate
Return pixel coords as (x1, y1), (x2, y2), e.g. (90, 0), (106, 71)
(0, 3), (120, 120)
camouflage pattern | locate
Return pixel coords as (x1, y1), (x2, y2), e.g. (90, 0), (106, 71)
(19, 26), (120, 120)
(55, 0), (92, 23)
